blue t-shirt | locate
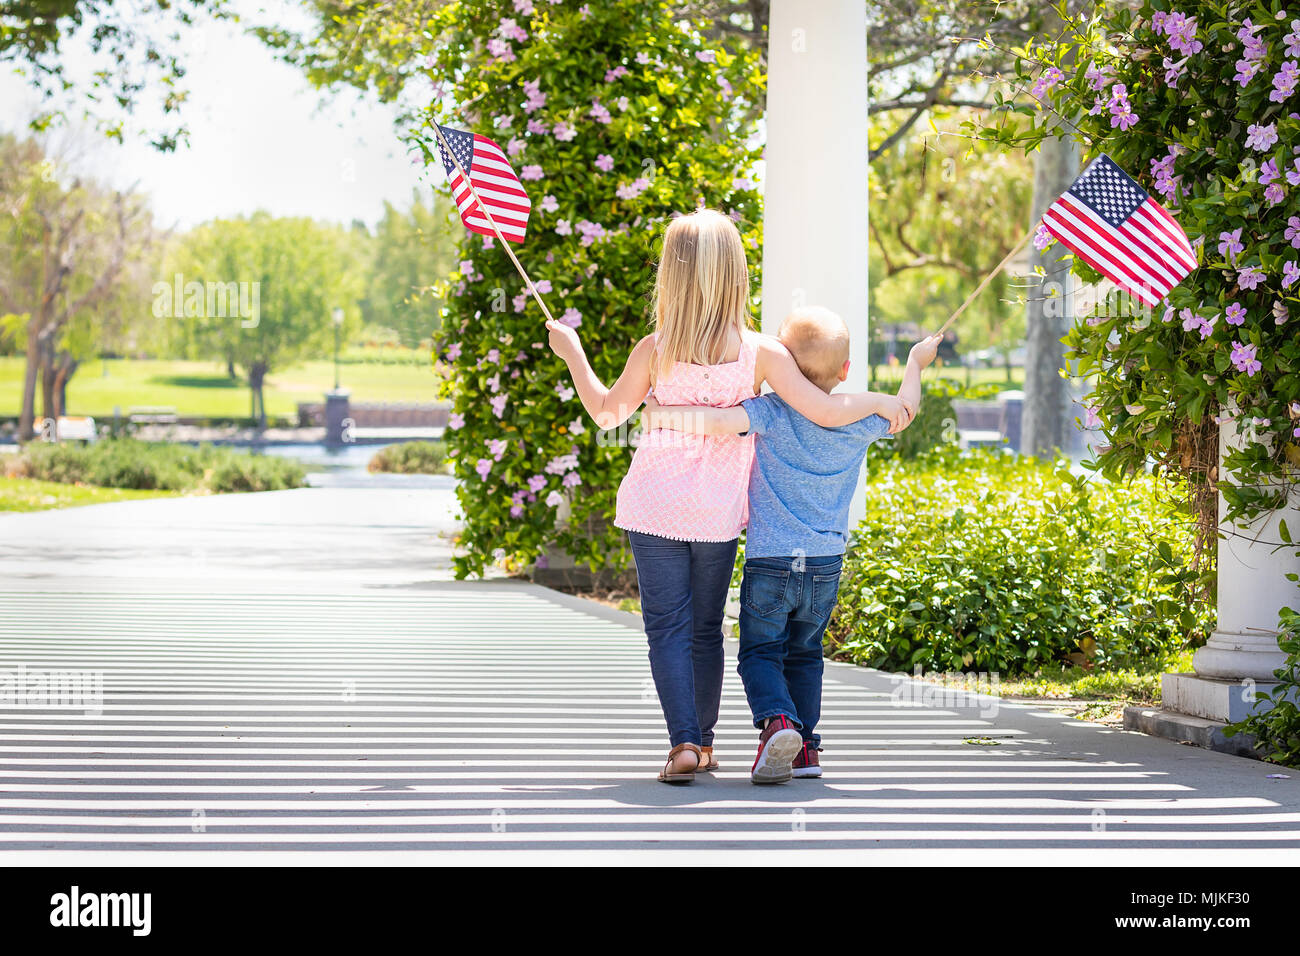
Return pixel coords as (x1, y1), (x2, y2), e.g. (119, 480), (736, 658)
(741, 394), (891, 559)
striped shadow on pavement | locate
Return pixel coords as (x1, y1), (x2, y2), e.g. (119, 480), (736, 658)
(0, 587), (1297, 856)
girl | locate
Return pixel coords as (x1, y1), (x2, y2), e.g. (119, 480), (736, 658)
(547, 208), (910, 783)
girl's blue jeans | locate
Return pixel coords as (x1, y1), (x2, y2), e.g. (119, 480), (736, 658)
(627, 530), (738, 748)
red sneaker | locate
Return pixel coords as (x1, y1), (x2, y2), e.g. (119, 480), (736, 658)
(793, 741), (822, 778)
(750, 715), (802, 784)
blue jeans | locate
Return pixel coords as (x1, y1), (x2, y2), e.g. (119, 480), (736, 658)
(627, 531), (738, 748)
(737, 554), (844, 747)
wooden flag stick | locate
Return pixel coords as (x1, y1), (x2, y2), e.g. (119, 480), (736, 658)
(430, 121), (556, 324)
(932, 229), (1032, 338)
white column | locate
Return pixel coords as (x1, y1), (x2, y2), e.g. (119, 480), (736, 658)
(1163, 413), (1300, 723)
(762, 0), (869, 520)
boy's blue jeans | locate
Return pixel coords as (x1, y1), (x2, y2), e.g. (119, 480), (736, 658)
(737, 553), (844, 747)
(627, 530), (738, 748)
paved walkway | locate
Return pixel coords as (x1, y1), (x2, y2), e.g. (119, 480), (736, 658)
(1, 484), (1297, 862)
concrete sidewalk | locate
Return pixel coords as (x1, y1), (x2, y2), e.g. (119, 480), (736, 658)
(0, 487), (1296, 863)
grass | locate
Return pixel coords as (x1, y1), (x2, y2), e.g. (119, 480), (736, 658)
(0, 475), (181, 512)
(907, 649), (1194, 726)
(0, 356), (442, 420)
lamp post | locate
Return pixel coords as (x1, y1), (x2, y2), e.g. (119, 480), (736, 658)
(332, 307), (344, 391)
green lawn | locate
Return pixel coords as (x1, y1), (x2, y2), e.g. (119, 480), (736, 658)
(0, 476), (182, 512)
(0, 357), (442, 419)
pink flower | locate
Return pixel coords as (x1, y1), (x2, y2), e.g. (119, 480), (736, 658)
(522, 78), (546, 113)
(590, 100), (612, 124)
(487, 38), (516, 63)
(545, 490), (565, 508)
(487, 438), (508, 460)
(533, 279), (552, 294)
(510, 504), (524, 518)
(562, 471), (582, 488)
(560, 307), (582, 328)
(1030, 66), (1064, 101)
(446, 342), (462, 361)
(1083, 406), (1101, 429)
(552, 121), (576, 141)
(490, 394), (508, 418)
(539, 194), (559, 213)
(512, 293), (527, 313)
(475, 458), (492, 479)
(448, 413), (464, 430)
(507, 137), (526, 157)
(604, 66), (628, 82)
(526, 119), (549, 135)
(696, 50), (716, 63)
(527, 475), (547, 493)
(555, 219), (572, 236)
(485, 348), (500, 364)
(594, 153), (614, 172)
(513, 0), (534, 14)
(520, 165), (544, 180)
(1085, 64), (1113, 91)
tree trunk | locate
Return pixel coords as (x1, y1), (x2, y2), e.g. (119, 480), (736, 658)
(1020, 134), (1080, 458)
(54, 354), (78, 418)
(38, 335), (57, 429)
(18, 324), (41, 441)
(248, 361), (268, 431)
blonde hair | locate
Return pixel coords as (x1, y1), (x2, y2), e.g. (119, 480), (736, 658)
(778, 306), (850, 392)
(649, 208), (752, 381)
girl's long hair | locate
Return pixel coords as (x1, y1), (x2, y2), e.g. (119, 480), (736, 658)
(649, 208), (753, 382)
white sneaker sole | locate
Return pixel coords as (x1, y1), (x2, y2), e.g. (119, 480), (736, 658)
(792, 765), (822, 778)
(751, 728), (802, 784)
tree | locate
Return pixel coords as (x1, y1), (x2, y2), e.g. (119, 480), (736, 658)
(165, 213), (364, 427)
(0, 134), (155, 438)
(364, 191), (460, 348)
(0, 0), (228, 150)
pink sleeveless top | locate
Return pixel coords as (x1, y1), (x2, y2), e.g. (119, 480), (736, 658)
(615, 331), (759, 542)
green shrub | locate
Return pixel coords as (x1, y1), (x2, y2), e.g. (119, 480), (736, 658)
(1226, 599), (1300, 767)
(368, 441), (449, 475)
(13, 439), (306, 494)
(826, 449), (1211, 675)
(868, 377), (962, 461)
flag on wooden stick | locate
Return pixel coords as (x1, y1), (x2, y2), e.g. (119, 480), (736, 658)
(435, 124), (531, 243)
(1040, 154), (1196, 307)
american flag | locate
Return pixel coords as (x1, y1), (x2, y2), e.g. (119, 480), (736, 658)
(435, 124), (531, 243)
(1040, 154), (1196, 307)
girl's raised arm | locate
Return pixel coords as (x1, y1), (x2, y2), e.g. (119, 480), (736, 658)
(756, 337), (911, 430)
(547, 321), (655, 430)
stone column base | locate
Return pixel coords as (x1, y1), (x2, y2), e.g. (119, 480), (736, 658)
(1161, 672), (1287, 723)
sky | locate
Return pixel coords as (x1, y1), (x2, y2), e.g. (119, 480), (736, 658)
(0, 0), (428, 231)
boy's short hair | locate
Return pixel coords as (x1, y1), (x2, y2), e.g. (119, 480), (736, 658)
(778, 306), (850, 390)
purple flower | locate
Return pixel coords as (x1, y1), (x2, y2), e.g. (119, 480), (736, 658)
(1275, 301), (1290, 325)
(1085, 64), (1112, 91)
(514, 0), (534, 14)
(487, 38), (516, 63)
(446, 342), (462, 361)
(448, 413), (464, 430)
(1164, 56), (1187, 87)
(545, 490), (564, 508)
(589, 100), (612, 124)
(1237, 266), (1266, 289)
(512, 293), (527, 313)
(559, 307), (582, 328)
(1246, 122), (1278, 151)
(1273, 60), (1300, 102)
(562, 471), (582, 488)
(1109, 100), (1137, 131)
(527, 475), (547, 493)
(696, 50), (716, 64)
(552, 121), (576, 141)
(1224, 303), (1247, 326)
(604, 65), (628, 82)
(555, 219), (572, 236)
(1287, 20), (1300, 58)
(1032, 222), (1053, 251)
(1031, 66), (1064, 101)
(520, 165), (544, 181)
(539, 194), (558, 213)
(490, 394), (508, 418)
(594, 153), (614, 172)
(1267, 183), (1287, 205)
(1284, 260), (1300, 288)
(510, 504), (524, 518)
(507, 137), (526, 157)
(526, 118), (549, 136)
(487, 438), (508, 460)
(1218, 228), (1244, 263)
(1230, 341), (1262, 376)
(485, 348), (500, 364)
(533, 279), (552, 294)
(475, 458), (492, 479)
(1083, 405), (1101, 429)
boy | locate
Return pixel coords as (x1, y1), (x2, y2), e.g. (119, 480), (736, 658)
(642, 307), (941, 783)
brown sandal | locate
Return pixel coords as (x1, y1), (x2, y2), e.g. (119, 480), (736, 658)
(658, 743), (703, 784)
(699, 746), (719, 772)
